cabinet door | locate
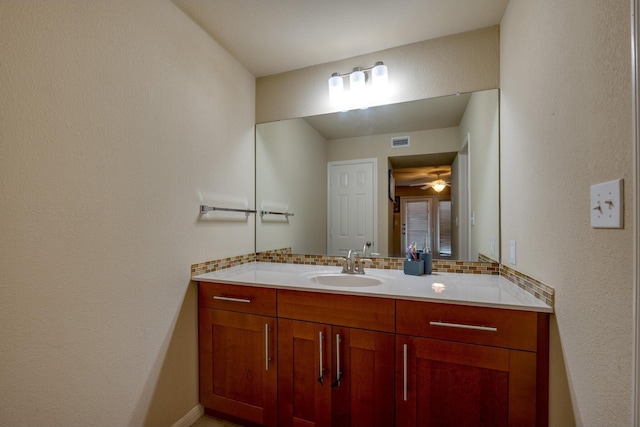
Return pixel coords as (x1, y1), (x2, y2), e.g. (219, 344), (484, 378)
(331, 327), (395, 427)
(396, 336), (537, 427)
(278, 319), (333, 427)
(199, 308), (277, 427)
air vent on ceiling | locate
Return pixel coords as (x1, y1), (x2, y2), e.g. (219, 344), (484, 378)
(391, 136), (410, 148)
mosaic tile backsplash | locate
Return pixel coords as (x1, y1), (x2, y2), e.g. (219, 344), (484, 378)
(191, 248), (554, 308)
(499, 264), (555, 307)
(190, 252), (256, 277)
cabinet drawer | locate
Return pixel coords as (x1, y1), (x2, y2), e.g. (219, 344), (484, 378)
(199, 282), (277, 317)
(278, 289), (395, 333)
(396, 300), (539, 351)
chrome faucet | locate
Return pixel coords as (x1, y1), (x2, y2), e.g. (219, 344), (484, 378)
(361, 241), (379, 261)
(340, 250), (357, 273)
(362, 241), (372, 257)
(340, 249), (372, 274)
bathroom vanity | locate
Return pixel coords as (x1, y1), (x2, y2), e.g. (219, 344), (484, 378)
(193, 262), (551, 427)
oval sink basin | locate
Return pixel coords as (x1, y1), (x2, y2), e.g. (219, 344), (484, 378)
(307, 273), (385, 287)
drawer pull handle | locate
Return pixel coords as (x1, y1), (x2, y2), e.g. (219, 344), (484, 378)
(429, 321), (498, 332)
(213, 296), (251, 304)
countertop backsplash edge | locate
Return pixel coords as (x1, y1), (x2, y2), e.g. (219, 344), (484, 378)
(190, 248), (554, 309)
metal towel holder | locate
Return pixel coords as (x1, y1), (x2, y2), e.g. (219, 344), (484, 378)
(200, 205), (256, 217)
(260, 210), (295, 218)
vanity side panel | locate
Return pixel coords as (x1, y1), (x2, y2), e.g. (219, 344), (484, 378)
(536, 312), (550, 427)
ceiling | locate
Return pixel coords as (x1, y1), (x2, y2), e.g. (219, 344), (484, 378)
(391, 161), (455, 187)
(172, 0), (508, 77)
(304, 92), (472, 140)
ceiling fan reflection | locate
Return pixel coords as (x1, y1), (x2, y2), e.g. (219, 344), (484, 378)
(407, 169), (451, 193)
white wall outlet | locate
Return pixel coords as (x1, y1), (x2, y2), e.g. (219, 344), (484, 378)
(509, 240), (516, 265)
(490, 237), (495, 257)
(590, 179), (623, 228)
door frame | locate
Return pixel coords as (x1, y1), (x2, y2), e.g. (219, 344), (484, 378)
(326, 158), (378, 256)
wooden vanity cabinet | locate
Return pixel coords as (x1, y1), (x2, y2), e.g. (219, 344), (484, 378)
(198, 283), (278, 427)
(395, 300), (549, 427)
(277, 290), (396, 427)
(197, 282), (549, 427)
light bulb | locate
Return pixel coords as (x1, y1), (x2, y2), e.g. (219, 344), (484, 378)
(349, 68), (366, 97)
(372, 61), (388, 88)
(328, 73), (344, 101)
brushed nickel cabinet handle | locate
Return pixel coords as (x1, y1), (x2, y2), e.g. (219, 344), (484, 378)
(429, 320), (497, 332)
(318, 331), (325, 385)
(265, 323), (271, 371)
(331, 333), (342, 388)
(403, 343), (408, 401)
(213, 296), (251, 304)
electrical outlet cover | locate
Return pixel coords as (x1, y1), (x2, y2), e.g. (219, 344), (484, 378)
(590, 179), (623, 228)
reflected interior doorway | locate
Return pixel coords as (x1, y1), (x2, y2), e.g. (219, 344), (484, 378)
(400, 196), (452, 259)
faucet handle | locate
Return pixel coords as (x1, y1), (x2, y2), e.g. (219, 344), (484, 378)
(338, 256), (350, 273)
(356, 258), (373, 274)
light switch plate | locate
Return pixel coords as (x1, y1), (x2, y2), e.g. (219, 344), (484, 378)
(590, 179), (623, 228)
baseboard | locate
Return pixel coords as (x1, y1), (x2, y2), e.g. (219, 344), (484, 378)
(171, 404), (204, 427)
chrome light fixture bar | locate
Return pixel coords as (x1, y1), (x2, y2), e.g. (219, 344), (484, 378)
(328, 61), (388, 103)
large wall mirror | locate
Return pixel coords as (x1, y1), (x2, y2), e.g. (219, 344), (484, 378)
(256, 89), (499, 262)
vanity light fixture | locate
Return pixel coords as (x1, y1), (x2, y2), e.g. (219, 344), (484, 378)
(328, 61), (389, 104)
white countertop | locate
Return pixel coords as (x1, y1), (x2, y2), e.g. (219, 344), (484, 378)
(192, 262), (552, 313)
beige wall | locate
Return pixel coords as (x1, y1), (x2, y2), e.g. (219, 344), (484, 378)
(256, 119), (327, 254)
(0, 1), (255, 426)
(501, 1), (633, 426)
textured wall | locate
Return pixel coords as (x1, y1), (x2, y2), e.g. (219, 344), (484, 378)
(0, 1), (255, 426)
(500, 1), (633, 425)
(256, 26), (500, 123)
